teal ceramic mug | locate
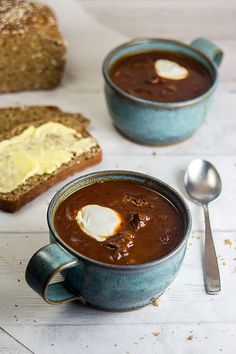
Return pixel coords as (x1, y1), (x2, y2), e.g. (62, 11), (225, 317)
(102, 38), (223, 145)
(25, 170), (191, 311)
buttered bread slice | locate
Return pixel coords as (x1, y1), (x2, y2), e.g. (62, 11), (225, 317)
(0, 106), (102, 212)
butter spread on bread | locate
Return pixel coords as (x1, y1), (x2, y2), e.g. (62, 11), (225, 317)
(0, 122), (97, 193)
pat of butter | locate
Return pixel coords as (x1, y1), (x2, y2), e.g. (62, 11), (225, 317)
(154, 59), (189, 80)
(0, 122), (97, 193)
(76, 204), (123, 242)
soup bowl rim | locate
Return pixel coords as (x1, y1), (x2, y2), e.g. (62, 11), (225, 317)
(102, 37), (218, 109)
(47, 170), (192, 271)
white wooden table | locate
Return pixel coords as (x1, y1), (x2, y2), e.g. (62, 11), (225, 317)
(0, 1), (236, 353)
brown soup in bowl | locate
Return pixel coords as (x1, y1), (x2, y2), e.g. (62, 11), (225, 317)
(110, 51), (213, 102)
(54, 181), (184, 265)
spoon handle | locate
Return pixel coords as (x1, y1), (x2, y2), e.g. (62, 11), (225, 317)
(203, 204), (221, 294)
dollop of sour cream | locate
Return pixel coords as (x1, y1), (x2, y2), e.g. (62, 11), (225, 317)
(76, 204), (123, 242)
(154, 59), (189, 80)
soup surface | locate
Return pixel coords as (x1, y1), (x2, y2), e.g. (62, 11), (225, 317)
(109, 51), (213, 102)
(54, 181), (184, 265)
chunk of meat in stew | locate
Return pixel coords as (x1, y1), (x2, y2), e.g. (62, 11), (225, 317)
(123, 194), (149, 207)
(103, 232), (135, 261)
(128, 212), (151, 231)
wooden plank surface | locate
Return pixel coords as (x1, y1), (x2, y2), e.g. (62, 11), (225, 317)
(0, 0), (235, 353)
(1, 229), (236, 325)
(0, 327), (33, 354)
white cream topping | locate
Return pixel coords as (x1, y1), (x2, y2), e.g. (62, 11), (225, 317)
(76, 204), (123, 242)
(154, 59), (189, 80)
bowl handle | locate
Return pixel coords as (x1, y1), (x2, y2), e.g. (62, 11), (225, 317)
(190, 38), (223, 66)
(25, 243), (83, 304)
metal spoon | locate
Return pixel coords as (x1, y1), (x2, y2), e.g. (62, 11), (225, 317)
(184, 159), (221, 294)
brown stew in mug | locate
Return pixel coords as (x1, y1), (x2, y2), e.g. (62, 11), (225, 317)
(54, 181), (184, 265)
(110, 51), (213, 103)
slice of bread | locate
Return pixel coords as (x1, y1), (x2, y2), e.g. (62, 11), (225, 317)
(0, 0), (66, 93)
(0, 106), (102, 212)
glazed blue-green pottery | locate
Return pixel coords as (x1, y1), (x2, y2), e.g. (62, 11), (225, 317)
(25, 170), (191, 311)
(102, 38), (223, 145)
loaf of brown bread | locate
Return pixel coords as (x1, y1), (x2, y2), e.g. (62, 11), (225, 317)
(0, 0), (66, 92)
(0, 106), (102, 212)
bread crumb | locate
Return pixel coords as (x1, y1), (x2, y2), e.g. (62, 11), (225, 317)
(224, 239), (232, 247)
(153, 298), (161, 306)
(153, 331), (160, 337)
(187, 335), (194, 340)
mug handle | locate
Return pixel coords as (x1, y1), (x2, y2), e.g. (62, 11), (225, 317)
(25, 243), (82, 304)
(190, 38), (223, 66)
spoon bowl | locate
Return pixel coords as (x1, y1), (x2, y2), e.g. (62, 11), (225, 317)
(184, 159), (222, 204)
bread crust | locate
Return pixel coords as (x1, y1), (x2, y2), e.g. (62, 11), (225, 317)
(0, 106), (90, 135)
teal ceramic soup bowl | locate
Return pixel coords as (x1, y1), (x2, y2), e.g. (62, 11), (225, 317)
(103, 38), (223, 145)
(25, 170), (191, 312)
